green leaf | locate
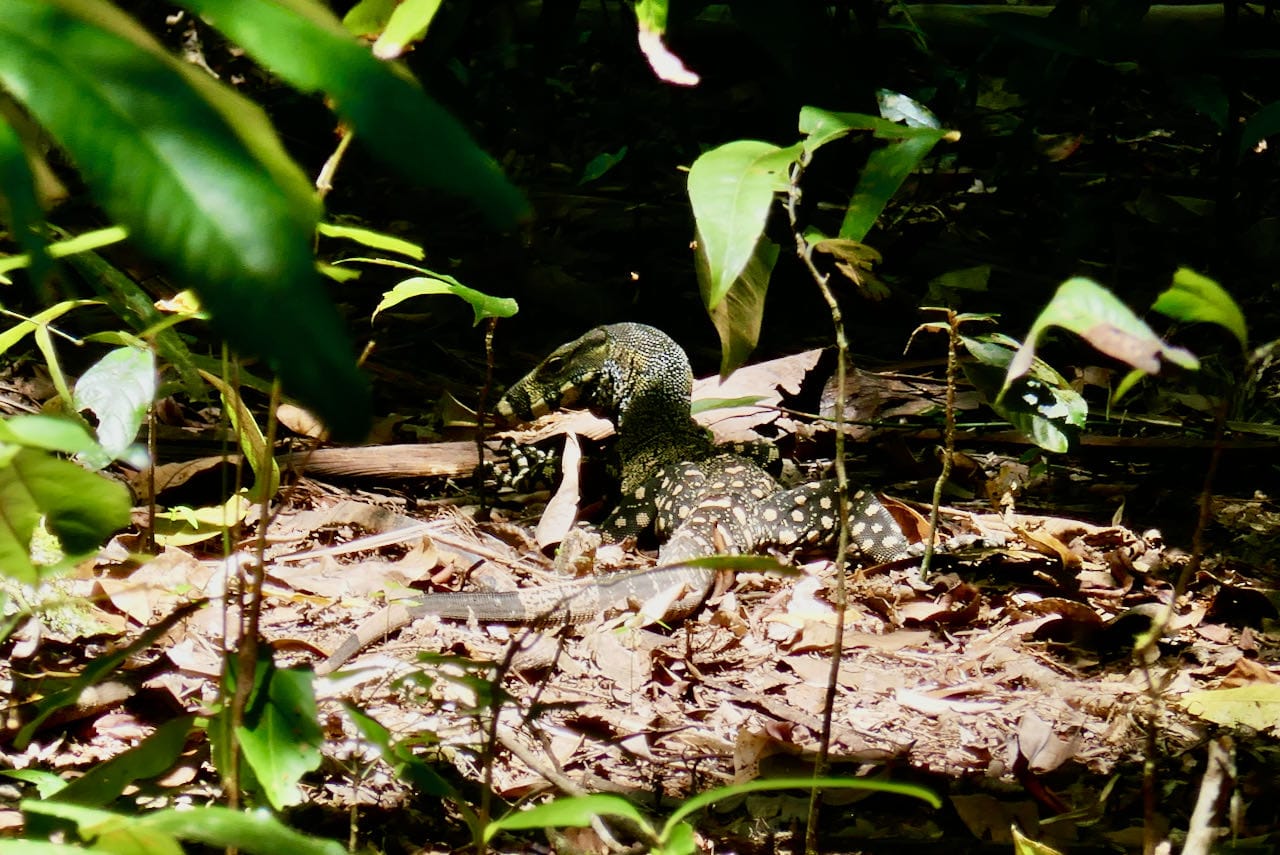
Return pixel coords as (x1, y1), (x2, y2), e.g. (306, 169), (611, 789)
(0, 115), (50, 287)
(0, 0), (371, 441)
(1005, 278), (1199, 398)
(798, 106), (951, 158)
(0, 225), (127, 278)
(317, 222), (425, 259)
(688, 141), (799, 309)
(0, 299), (96, 357)
(840, 133), (941, 241)
(185, 0), (527, 227)
(486, 794), (654, 842)
(53, 716), (195, 807)
(695, 232), (778, 375)
(343, 704), (458, 800)
(1, 768), (67, 799)
(0, 448), (130, 585)
(341, 0), (396, 36)
(22, 802), (347, 855)
(1152, 268), (1247, 352)
(234, 665), (324, 810)
(963, 334), (1087, 453)
(579, 146), (628, 184)
(0, 415), (99, 456)
(373, 0), (443, 59)
(373, 275), (519, 325)
(662, 776), (941, 835)
(73, 346), (156, 470)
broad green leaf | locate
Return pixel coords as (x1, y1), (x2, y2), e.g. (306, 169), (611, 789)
(0, 448), (130, 585)
(235, 665), (324, 810)
(73, 346), (156, 470)
(963, 335), (1086, 453)
(186, 0), (528, 227)
(0, 415), (99, 456)
(20, 801), (184, 855)
(373, 0), (443, 59)
(53, 716), (195, 806)
(317, 222), (425, 259)
(1005, 278), (1199, 398)
(688, 141), (799, 309)
(696, 232), (778, 375)
(0, 115), (49, 286)
(373, 276), (519, 325)
(1152, 268), (1247, 352)
(0, 0), (370, 441)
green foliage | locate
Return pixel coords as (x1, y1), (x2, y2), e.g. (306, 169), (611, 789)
(486, 777), (940, 854)
(19, 801), (345, 855)
(0, 421), (130, 585)
(210, 655), (323, 811)
(688, 99), (955, 374)
(72, 346), (156, 471)
(0, 0), (529, 441)
(962, 333), (1087, 454)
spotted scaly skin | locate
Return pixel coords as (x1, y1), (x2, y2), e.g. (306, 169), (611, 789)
(317, 324), (906, 674)
(498, 323), (906, 559)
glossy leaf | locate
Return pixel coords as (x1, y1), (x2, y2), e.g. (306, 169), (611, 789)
(0, 0), (371, 440)
(186, 0), (528, 226)
(963, 335), (1086, 453)
(688, 141), (799, 309)
(73, 346), (156, 470)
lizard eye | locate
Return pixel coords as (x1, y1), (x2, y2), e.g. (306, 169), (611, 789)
(542, 355), (565, 374)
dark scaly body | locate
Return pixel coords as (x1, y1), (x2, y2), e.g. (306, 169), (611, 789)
(318, 323), (906, 674)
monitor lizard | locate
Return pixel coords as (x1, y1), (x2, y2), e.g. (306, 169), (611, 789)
(316, 323), (908, 675)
